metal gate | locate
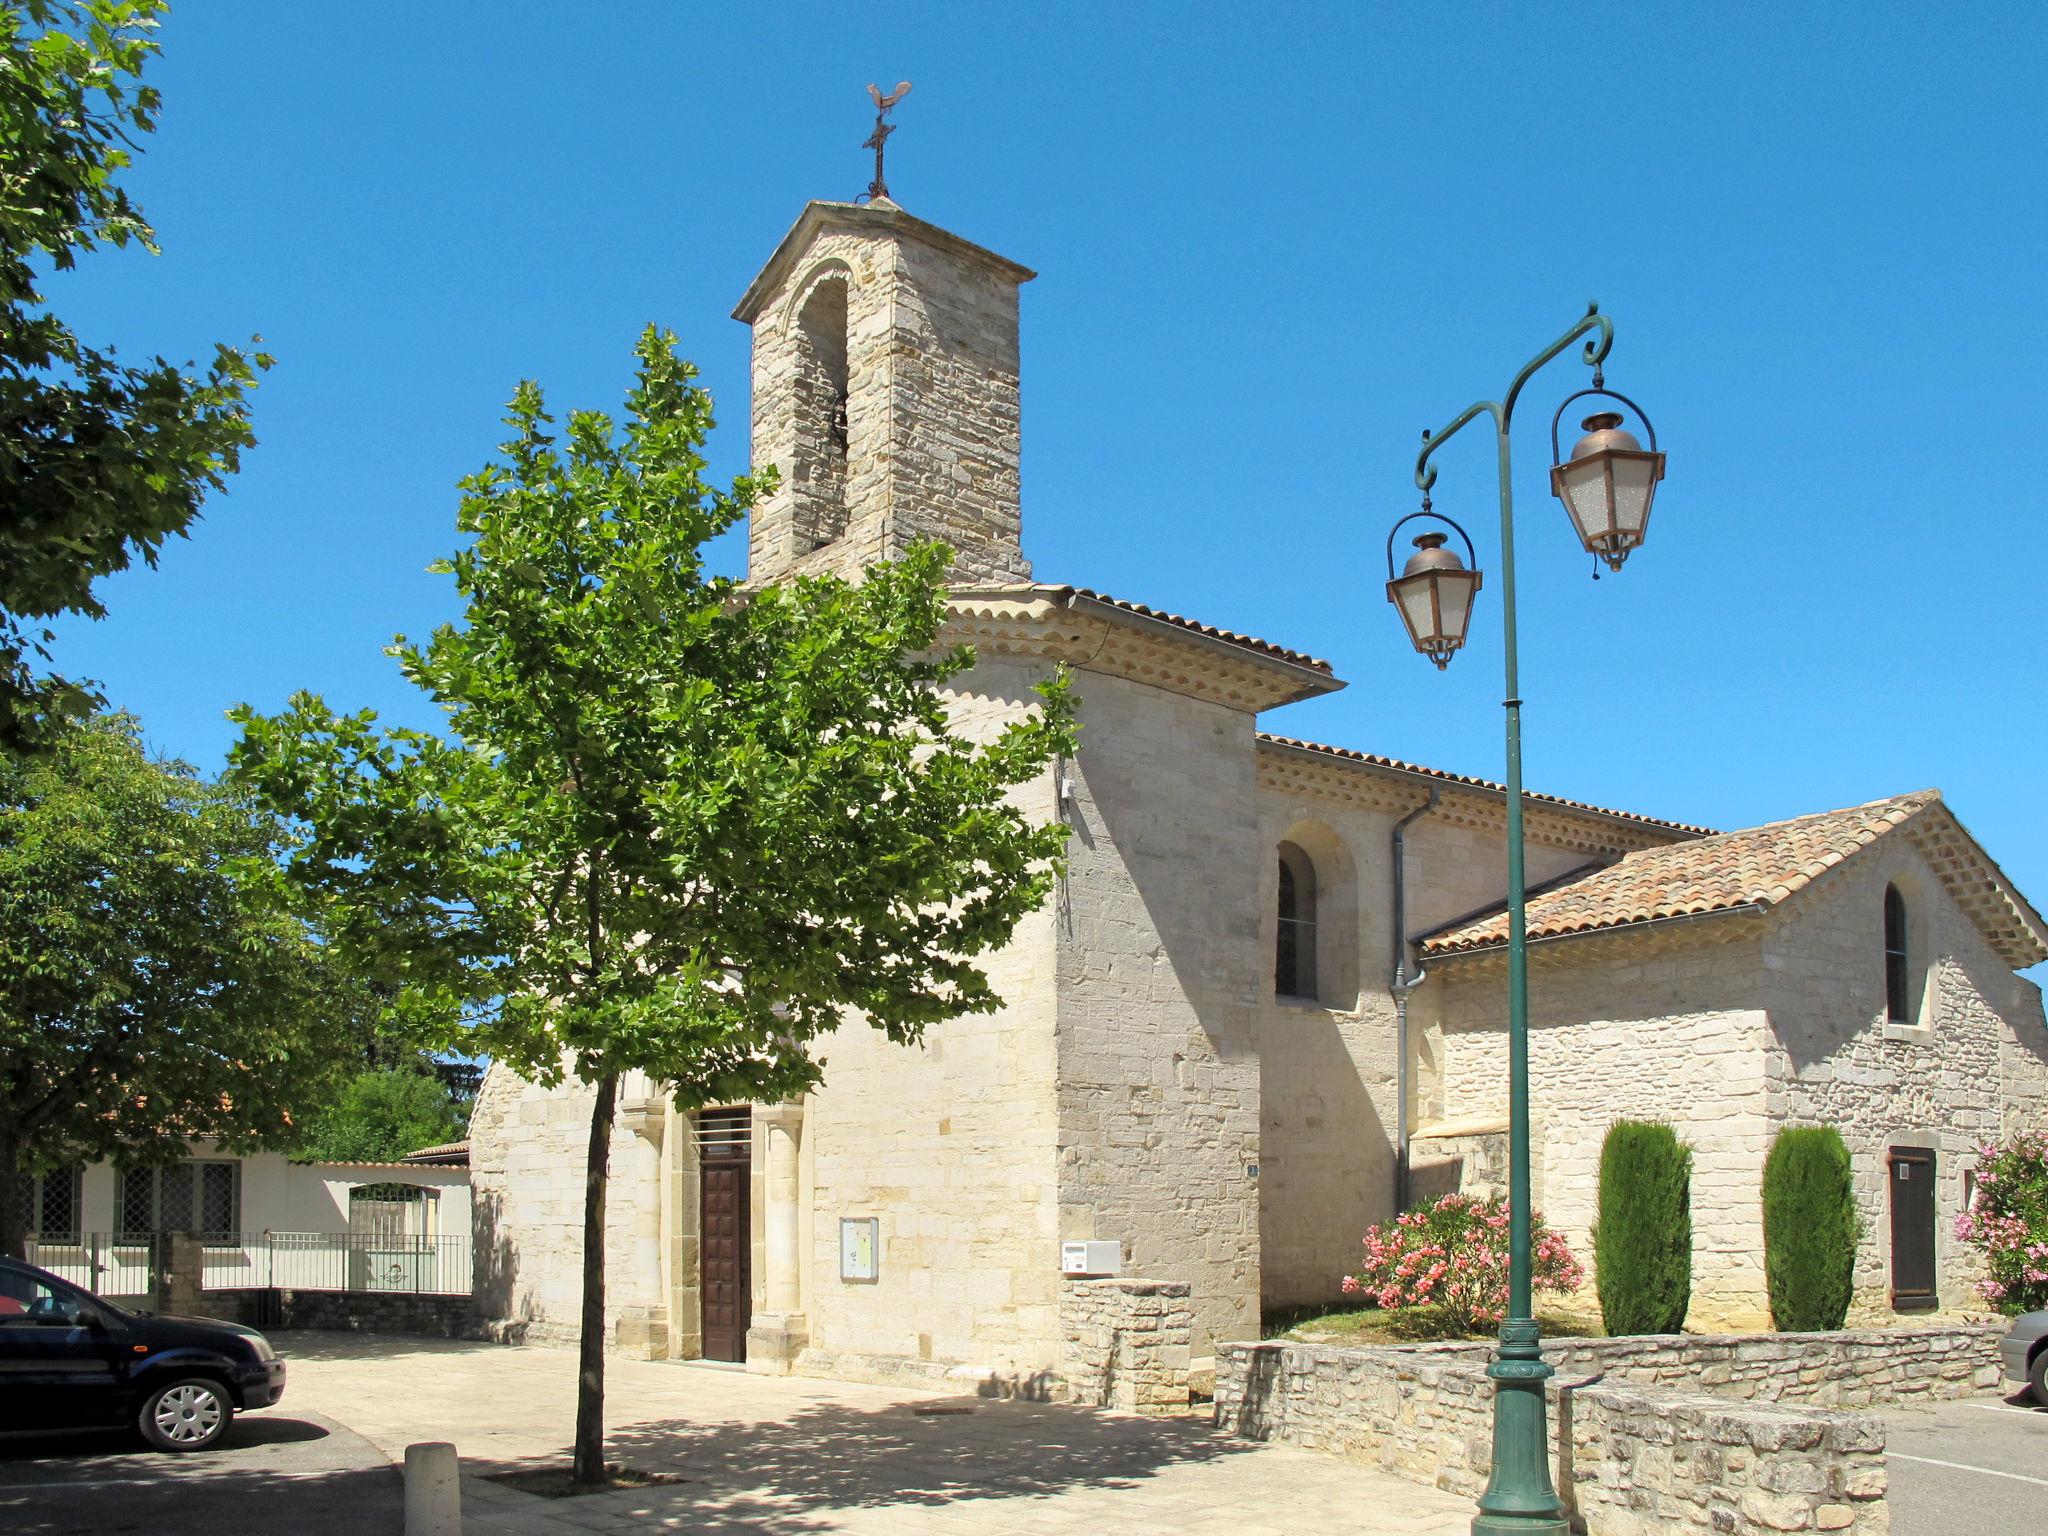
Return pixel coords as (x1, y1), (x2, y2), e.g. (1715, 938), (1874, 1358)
(1887, 1145), (1937, 1311)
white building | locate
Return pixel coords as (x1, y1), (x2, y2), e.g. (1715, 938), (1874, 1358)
(20, 1139), (471, 1303)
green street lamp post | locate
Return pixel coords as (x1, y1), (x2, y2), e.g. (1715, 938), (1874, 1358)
(1384, 303), (1665, 1536)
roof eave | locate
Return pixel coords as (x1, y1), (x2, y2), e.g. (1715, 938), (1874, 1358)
(1423, 902), (1771, 961)
(734, 200), (1036, 324)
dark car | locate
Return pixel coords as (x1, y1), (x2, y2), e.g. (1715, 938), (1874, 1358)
(1999, 1310), (2048, 1406)
(0, 1254), (286, 1451)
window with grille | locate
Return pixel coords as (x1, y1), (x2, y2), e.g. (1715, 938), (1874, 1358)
(14, 1167), (81, 1243)
(695, 1108), (752, 1162)
(116, 1161), (240, 1239)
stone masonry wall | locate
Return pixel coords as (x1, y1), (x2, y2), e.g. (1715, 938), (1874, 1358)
(1761, 839), (2048, 1313)
(1055, 672), (1263, 1355)
(1058, 1278), (1193, 1412)
(1433, 929), (1777, 1328)
(1214, 1331), (1998, 1536)
(467, 1062), (670, 1355)
(798, 657), (1064, 1378)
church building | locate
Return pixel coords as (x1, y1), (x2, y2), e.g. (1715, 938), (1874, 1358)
(468, 197), (2048, 1383)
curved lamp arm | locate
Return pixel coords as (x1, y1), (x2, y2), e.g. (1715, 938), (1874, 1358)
(1414, 301), (1613, 493)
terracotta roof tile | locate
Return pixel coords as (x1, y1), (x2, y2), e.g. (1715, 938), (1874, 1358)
(1257, 734), (1714, 836)
(1420, 791), (1956, 955)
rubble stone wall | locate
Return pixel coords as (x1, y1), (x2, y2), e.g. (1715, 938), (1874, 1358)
(1214, 1331), (1989, 1535)
(1058, 1278), (1192, 1413)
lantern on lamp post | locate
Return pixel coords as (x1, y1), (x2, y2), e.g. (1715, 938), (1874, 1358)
(1385, 510), (1482, 669)
(1384, 303), (1667, 1536)
(1548, 387), (1665, 572)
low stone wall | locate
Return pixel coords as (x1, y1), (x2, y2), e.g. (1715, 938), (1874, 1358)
(1217, 1326), (2001, 1535)
(203, 1287), (479, 1338)
(1059, 1278), (1192, 1413)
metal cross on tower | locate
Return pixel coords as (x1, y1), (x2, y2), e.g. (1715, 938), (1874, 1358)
(860, 81), (912, 203)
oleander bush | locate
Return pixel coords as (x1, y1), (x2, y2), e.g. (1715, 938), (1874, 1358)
(1342, 1191), (1583, 1334)
(1954, 1129), (2048, 1315)
(1761, 1125), (1859, 1332)
(1593, 1119), (1694, 1335)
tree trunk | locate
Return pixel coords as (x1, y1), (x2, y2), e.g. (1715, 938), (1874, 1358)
(571, 1071), (619, 1486)
(0, 1134), (25, 1262)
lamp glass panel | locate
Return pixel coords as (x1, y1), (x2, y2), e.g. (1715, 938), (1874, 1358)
(1557, 456), (1611, 547)
(1396, 576), (1439, 647)
(1435, 571), (1477, 646)
(1609, 456), (1657, 536)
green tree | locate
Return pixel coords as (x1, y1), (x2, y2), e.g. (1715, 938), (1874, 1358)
(294, 1067), (469, 1165)
(0, 714), (364, 1258)
(1761, 1125), (1860, 1332)
(230, 328), (1075, 1485)
(0, 1), (271, 749)
(1592, 1119), (1694, 1335)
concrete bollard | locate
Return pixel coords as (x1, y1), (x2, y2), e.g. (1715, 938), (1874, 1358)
(403, 1441), (461, 1536)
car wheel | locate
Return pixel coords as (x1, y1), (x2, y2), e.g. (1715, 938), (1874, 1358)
(138, 1378), (233, 1451)
(2031, 1345), (2048, 1408)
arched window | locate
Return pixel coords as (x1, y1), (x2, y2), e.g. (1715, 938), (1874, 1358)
(791, 273), (851, 550)
(1883, 883), (1911, 1023)
(1276, 841), (1318, 1000)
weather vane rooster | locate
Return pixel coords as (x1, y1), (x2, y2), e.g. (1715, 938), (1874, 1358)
(860, 81), (912, 203)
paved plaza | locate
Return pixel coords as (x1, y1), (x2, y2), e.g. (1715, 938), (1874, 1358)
(280, 1332), (1470, 1535)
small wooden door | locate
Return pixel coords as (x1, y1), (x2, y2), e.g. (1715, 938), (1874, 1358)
(698, 1109), (753, 1362)
(1888, 1145), (1937, 1312)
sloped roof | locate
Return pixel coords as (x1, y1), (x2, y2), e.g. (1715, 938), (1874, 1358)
(1258, 734), (1712, 836)
(1049, 588), (1333, 673)
(400, 1140), (470, 1166)
(1419, 790), (2048, 968)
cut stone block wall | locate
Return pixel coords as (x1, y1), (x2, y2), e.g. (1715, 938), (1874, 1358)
(1248, 766), (1607, 1310)
(1055, 673), (1264, 1355)
(1213, 1334), (1967, 1535)
(1059, 1278), (1192, 1413)
(1431, 930), (1779, 1329)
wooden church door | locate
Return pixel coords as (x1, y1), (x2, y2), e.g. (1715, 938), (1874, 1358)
(698, 1108), (753, 1362)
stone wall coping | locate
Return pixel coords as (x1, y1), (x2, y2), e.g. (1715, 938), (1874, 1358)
(1217, 1319), (2006, 1362)
(1066, 1277), (1190, 1297)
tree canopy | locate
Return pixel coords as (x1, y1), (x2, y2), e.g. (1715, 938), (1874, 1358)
(293, 1067), (469, 1165)
(0, 713), (366, 1257)
(230, 326), (1075, 1482)
(0, 1), (270, 748)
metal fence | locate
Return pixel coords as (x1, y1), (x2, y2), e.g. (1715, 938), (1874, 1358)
(24, 1233), (157, 1304)
(203, 1231), (474, 1296)
(25, 1230), (472, 1299)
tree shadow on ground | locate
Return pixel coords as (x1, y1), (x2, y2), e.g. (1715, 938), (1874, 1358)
(463, 1394), (1261, 1532)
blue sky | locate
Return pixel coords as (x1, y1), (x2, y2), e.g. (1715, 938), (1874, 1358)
(44, 2), (2048, 979)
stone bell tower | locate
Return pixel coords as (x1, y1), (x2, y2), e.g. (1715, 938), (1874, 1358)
(732, 198), (1034, 587)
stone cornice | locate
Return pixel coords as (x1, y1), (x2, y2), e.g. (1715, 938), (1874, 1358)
(943, 589), (1343, 714)
(1254, 742), (1686, 857)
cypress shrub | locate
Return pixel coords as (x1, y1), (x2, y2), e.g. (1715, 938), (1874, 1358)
(1761, 1125), (1860, 1332)
(1593, 1119), (1694, 1335)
